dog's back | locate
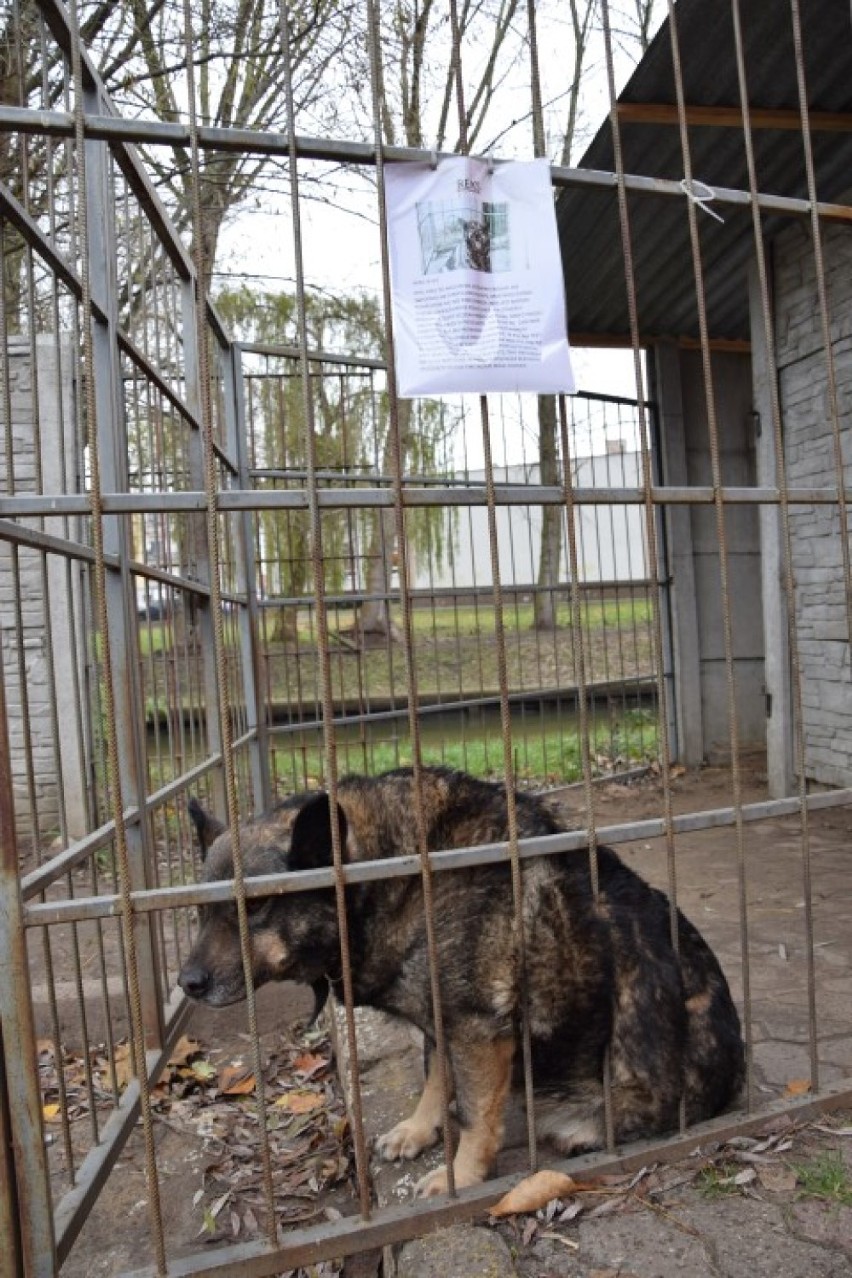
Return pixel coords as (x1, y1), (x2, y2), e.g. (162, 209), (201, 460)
(334, 767), (744, 1141)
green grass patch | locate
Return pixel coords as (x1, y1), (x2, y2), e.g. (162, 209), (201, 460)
(270, 708), (658, 791)
(794, 1151), (852, 1206)
(696, 1163), (743, 1198)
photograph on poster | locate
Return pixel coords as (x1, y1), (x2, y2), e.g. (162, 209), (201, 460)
(416, 198), (511, 274)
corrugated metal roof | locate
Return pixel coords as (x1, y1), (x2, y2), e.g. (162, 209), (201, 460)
(557, 0), (852, 343)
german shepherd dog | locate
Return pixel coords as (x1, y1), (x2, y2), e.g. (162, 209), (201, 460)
(179, 767), (744, 1197)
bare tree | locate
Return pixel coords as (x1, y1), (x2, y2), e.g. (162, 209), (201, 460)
(532, 0), (596, 631)
(81, 0), (353, 274)
(532, 0), (658, 630)
(353, 0), (525, 640)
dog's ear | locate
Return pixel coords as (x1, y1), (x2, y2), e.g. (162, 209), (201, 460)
(188, 797), (226, 860)
(288, 793), (348, 871)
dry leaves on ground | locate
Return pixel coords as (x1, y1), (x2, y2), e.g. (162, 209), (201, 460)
(37, 1021), (354, 1271)
(160, 1024), (353, 1246)
(490, 1112), (848, 1257)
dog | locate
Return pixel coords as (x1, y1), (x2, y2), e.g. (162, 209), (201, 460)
(178, 766), (745, 1197)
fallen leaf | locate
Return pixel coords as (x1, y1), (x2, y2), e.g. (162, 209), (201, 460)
(42, 1103), (60, 1121)
(490, 1170), (580, 1217)
(169, 1036), (203, 1067)
(292, 1053), (327, 1075)
(274, 1090), (325, 1114)
(521, 1217), (538, 1246)
(784, 1079), (812, 1097)
(218, 1065), (256, 1096)
(540, 1230), (579, 1250)
(191, 1060), (217, 1084)
(587, 1196), (625, 1218)
(113, 1043), (134, 1090)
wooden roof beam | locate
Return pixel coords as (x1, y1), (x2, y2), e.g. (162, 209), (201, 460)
(617, 102), (852, 132)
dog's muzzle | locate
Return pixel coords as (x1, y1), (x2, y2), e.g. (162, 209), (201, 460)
(178, 963), (211, 1000)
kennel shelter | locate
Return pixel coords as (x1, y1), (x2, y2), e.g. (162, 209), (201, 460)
(1, 0), (852, 1274)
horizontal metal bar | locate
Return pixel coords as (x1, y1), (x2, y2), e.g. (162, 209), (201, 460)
(552, 161), (852, 223)
(262, 579), (653, 609)
(21, 728), (256, 900)
(0, 517), (108, 567)
(238, 341), (385, 371)
(21, 752), (221, 900)
(120, 1078), (852, 1278)
(268, 676), (657, 739)
(0, 179), (232, 464)
(54, 991), (191, 1267)
(0, 177), (85, 298)
(5, 104), (851, 224)
(23, 786), (852, 927)
(3, 485), (852, 521)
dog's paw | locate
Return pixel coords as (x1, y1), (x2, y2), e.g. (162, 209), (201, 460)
(413, 1165), (451, 1197)
(413, 1162), (485, 1197)
(376, 1117), (439, 1162)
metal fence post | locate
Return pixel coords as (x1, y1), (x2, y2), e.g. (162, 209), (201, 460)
(227, 343), (268, 809)
(82, 81), (164, 1048)
(0, 659), (57, 1276)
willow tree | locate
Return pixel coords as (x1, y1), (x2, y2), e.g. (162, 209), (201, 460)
(216, 286), (455, 640)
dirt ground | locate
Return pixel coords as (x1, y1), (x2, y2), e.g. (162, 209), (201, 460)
(40, 759), (852, 1275)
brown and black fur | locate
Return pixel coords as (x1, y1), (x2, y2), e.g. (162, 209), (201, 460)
(179, 767), (745, 1196)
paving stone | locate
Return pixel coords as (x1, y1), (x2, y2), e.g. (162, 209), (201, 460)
(394, 1225), (517, 1278)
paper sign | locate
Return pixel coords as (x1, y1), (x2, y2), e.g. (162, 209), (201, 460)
(383, 156), (575, 397)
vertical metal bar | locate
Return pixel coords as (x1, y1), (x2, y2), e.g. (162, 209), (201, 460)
(663, 0), (756, 1118)
(81, 75), (165, 1051)
(599, 0), (682, 1135)
(0, 655), (56, 1275)
(225, 342), (267, 808)
(177, 0), (278, 1243)
(731, 0), (815, 1098)
(181, 273), (226, 821)
(0, 1026), (24, 1278)
(66, 3), (169, 1268)
(364, 0), (457, 1191)
(274, 0), (375, 1213)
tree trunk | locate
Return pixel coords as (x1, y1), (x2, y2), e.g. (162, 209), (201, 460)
(533, 394), (563, 630)
(357, 400), (411, 643)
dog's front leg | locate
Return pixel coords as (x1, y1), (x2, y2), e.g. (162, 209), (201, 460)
(376, 1043), (450, 1162)
(415, 1035), (514, 1197)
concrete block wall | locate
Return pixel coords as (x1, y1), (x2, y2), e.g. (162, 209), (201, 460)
(0, 336), (87, 844)
(775, 221), (852, 787)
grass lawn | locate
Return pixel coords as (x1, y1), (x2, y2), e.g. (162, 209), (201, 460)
(269, 704), (659, 792)
(261, 595), (655, 706)
(138, 594), (659, 788)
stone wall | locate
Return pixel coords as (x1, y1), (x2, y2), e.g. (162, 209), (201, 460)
(0, 336), (87, 843)
(775, 221), (852, 787)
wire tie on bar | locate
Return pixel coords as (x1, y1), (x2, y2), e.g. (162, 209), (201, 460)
(679, 176), (725, 223)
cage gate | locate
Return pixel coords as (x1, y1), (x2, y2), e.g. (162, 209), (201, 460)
(2, 0), (852, 1274)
